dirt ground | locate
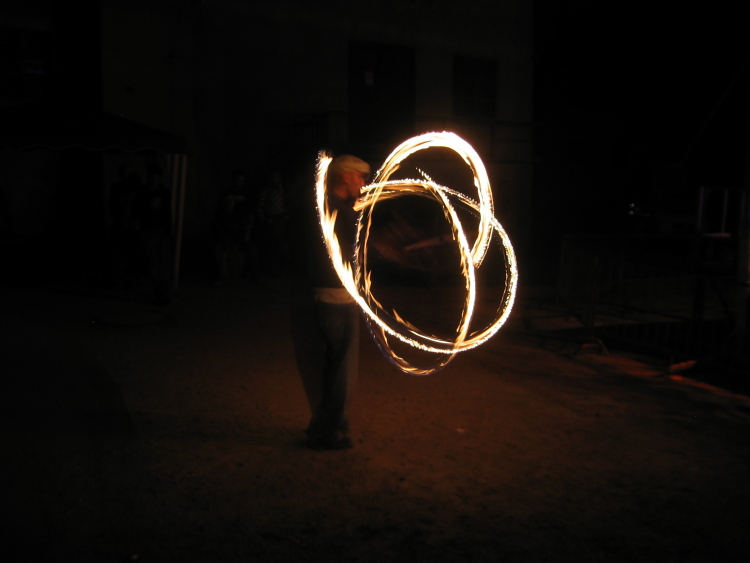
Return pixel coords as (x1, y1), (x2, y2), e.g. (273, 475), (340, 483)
(2, 277), (749, 562)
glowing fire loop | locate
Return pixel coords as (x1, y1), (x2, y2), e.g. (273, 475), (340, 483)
(316, 132), (518, 375)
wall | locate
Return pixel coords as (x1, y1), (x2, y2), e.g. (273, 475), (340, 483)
(99, 0), (533, 251)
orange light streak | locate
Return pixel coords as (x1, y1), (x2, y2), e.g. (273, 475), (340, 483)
(316, 132), (517, 375)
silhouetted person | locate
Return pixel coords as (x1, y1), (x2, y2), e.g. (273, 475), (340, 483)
(288, 154), (371, 450)
(107, 163), (144, 289)
(257, 170), (287, 274)
(213, 170), (257, 283)
(135, 166), (173, 304)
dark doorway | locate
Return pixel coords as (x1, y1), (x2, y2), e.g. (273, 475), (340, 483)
(348, 41), (415, 149)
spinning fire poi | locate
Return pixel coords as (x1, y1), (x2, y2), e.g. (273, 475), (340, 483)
(316, 132), (517, 376)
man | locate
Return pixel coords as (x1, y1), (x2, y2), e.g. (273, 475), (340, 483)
(289, 154), (371, 450)
(135, 166), (173, 304)
(213, 170), (255, 283)
(257, 171), (287, 274)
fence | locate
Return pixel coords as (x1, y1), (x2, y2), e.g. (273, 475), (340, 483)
(555, 234), (748, 374)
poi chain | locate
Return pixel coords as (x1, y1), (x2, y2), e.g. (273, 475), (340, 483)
(316, 132), (517, 375)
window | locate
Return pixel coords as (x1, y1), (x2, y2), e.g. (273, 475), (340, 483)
(349, 41), (415, 145)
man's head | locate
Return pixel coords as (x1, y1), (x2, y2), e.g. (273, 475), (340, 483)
(233, 170), (246, 188)
(328, 155), (371, 201)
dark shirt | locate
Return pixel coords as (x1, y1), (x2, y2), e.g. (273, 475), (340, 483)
(110, 177), (142, 231)
(137, 187), (171, 233)
(214, 187), (253, 241)
(288, 189), (357, 290)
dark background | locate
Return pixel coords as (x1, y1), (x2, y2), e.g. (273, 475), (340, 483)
(1, 1), (748, 285)
(533, 1), (749, 278)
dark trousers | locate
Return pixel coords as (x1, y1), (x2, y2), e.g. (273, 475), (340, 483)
(291, 297), (360, 440)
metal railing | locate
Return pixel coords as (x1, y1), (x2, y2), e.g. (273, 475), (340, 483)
(555, 234), (748, 373)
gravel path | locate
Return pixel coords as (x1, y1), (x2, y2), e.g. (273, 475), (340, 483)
(2, 279), (749, 562)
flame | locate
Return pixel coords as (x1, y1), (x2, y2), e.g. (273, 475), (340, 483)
(316, 132), (517, 375)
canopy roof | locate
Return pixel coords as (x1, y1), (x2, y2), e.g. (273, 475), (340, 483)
(0, 101), (187, 154)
